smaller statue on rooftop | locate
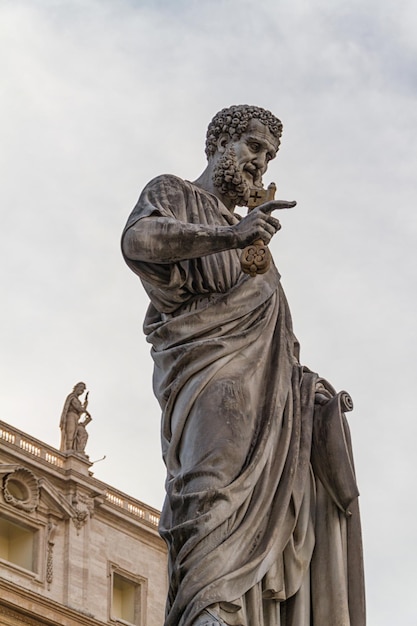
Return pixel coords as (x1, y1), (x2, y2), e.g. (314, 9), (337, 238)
(59, 382), (92, 454)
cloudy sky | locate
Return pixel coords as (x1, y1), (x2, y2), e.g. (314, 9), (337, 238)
(1, 0), (416, 623)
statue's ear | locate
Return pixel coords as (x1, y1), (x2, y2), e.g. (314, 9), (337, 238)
(217, 133), (230, 154)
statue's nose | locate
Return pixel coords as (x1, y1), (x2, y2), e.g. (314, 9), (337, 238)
(252, 152), (268, 171)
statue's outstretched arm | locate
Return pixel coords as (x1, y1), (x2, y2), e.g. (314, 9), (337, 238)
(122, 200), (294, 264)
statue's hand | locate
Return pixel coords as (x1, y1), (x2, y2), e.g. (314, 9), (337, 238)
(259, 199), (297, 212)
(234, 200), (296, 248)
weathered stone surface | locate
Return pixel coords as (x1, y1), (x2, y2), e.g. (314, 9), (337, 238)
(122, 105), (365, 626)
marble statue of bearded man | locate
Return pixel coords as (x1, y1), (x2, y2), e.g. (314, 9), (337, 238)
(122, 105), (365, 626)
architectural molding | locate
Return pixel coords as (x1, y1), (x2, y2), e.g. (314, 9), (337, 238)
(0, 577), (109, 626)
(3, 467), (40, 512)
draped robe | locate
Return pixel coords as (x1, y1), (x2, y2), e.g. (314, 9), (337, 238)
(122, 175), (365, 626)
(59, 392), (84, 451)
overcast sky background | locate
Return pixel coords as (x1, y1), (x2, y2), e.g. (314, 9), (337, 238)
(1, 0), (416, 623)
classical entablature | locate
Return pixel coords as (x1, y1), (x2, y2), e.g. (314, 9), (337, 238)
(0, 461), (104, 531)
(0, 577), (109, 626)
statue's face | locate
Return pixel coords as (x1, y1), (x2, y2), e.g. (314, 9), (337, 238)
(75, 383), (86, 395)
(212, 119), (279, 207)
(230, 119), (279, 188)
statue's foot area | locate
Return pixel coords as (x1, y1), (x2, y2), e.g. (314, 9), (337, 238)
(192, 608), (229, 626)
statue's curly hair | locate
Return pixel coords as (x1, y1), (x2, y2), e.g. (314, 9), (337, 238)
(205, 105), (283, 158)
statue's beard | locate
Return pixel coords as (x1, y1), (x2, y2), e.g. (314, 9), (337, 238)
(212, 146), (262, 207)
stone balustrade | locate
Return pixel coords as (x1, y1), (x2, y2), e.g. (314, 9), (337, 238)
(0, 420), (160, 528)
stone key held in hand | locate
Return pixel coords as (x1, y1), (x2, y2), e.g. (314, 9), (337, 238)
(240, 182), (291, 277)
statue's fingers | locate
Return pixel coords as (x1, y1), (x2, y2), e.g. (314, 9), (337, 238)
(261, 221), (281, 239)
(267, 216), (281, 230)
(261, 200), (296, 213)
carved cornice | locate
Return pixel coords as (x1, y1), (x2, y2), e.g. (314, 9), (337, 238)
(37, 478), (76, 518)
(0, 577), (107, 626)
(0, 605), (41, 626)
(0, 465), (105, 535)
(1, 420), (162, 541)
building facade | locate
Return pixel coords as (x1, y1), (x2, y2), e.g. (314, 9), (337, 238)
(0, 420), (167, 626)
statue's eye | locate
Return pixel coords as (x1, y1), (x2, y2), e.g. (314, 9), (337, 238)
(249, 142), (260, 152)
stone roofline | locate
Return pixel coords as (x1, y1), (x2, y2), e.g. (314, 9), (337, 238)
(0, 419), (161, 534)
